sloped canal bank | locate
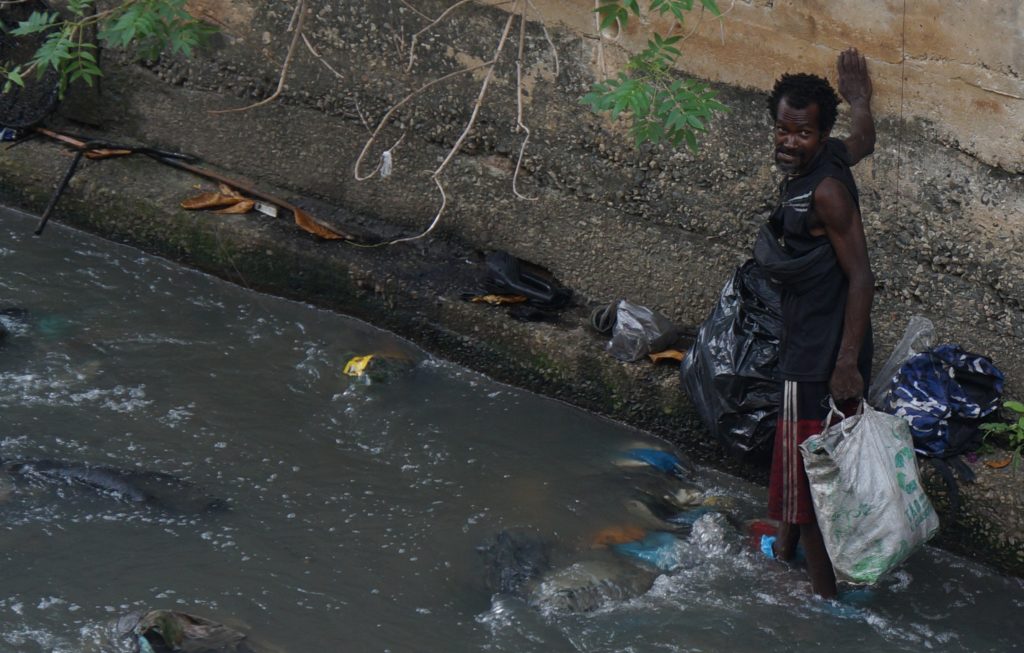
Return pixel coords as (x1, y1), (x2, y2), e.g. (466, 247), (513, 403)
(1, 130), (1023, 580)
(1, 186), (1023, 651)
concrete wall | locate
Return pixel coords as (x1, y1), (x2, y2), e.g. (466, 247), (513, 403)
(157, 0), (1024, 395)
(508, 0), (1024, 172)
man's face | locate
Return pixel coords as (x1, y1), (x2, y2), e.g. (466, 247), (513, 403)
(773, 97), (828, 174)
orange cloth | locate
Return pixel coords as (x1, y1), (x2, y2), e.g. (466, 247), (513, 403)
(591, 525), (646, 547)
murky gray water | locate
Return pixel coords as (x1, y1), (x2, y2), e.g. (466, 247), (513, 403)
(0, 206), (1022, 653)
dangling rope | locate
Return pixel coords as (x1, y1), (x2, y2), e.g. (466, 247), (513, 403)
(896, 0), (907, 221)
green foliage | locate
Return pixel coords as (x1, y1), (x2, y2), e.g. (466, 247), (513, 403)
(581, 0), (728, 151)
(2, 0), (214, 97)
(980, 400), (1024, 469)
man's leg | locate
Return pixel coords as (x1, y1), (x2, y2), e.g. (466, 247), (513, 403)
(796, 396), (865, 598)
(767, 381), (839, 596)
(772, 522), (801, 561)
(768, 382), (803, 562)
(800, 520), (837, 598)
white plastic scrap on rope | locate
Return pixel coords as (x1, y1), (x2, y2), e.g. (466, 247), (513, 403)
(867, 316), (934, 409)
(380, 150), (394, 178)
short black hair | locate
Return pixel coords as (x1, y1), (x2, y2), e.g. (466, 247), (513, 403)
(767, 73), (840, 134)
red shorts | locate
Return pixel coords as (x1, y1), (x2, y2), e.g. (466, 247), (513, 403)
(768, 381), (854, 524)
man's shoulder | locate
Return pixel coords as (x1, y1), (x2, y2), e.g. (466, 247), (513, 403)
(808, 140), (858, 206)
(812, 177), (857, 223)
(824, 138), (852, 166)
(814, 176), (853, 197)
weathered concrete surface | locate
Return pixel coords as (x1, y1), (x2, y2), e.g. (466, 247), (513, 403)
(507, 0), (1024, 172)
(1, 0), (1022, 574)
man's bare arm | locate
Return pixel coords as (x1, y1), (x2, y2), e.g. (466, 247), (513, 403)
(837, 48), (875, 166)
(814, 177), (874, 401)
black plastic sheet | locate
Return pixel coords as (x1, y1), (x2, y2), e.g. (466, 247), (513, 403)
(680, 259), (782, 461)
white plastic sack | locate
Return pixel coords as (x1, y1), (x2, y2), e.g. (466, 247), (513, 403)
(800, 400), (939, 584)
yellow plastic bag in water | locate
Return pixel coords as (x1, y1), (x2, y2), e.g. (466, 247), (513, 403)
(343, 355), (375, 377)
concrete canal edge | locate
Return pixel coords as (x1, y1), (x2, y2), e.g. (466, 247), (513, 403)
(2, 137), (1022, 578)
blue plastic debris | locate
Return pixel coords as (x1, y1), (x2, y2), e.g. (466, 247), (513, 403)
(612, 531), (684, 571)
(623, 448), (686, 477)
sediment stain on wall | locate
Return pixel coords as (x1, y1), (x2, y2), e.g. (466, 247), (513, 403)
(494, 0), (1024, 172)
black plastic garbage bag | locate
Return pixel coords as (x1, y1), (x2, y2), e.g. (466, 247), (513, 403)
(680, 259), (782, 460)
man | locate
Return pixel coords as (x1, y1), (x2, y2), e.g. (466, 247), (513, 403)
(756, 48), (876, 598)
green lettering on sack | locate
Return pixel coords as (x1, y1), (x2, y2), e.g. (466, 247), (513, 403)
(904, 495), (933, 528)
(894, 446), (912, 469)
(828, 502), (874, 540)
(897, 471), (919, 494)
(849, 541), (912, 582)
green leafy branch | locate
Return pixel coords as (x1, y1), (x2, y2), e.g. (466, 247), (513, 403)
(580, 0), (728, 150)
(2, 0), (214, 97)
(980, 400), (1024, 469)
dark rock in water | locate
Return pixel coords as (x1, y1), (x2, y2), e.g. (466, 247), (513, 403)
(0, 306), (27, 343)
(479, 528), (661, 614)
(478, 528), (552, 595)
(0, 307), (29, 319)
(108, 609), (285, 653)
(524, 558), (659, 614)
(0, 307), (74, 345)
(1, 459), (228, 513)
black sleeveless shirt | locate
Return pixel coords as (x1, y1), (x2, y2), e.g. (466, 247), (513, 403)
(766, 138), (872, 383)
